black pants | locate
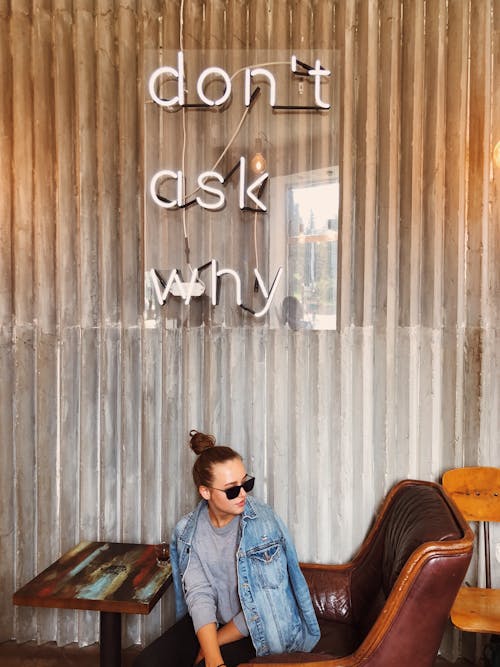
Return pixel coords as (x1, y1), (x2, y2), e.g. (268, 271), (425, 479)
(132, 614), (256, 667)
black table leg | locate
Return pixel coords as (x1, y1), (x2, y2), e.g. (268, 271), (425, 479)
(100, 611), (122, 667)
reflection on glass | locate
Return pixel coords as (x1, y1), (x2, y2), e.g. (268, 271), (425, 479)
(286, 172), (338, 330)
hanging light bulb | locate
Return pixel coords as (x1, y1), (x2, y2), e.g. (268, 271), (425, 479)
(250, 152), (266, 174)
(494, 140), (500, 169)
(250, 137), (267, 175)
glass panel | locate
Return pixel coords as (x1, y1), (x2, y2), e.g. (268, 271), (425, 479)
(286, 173), (338, 329)
(143, 49), (339, 328)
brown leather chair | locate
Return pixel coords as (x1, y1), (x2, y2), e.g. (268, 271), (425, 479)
(239, 479), (473, 667)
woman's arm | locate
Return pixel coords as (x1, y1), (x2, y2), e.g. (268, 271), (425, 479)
(183, 547), (219, 635)
(216, 618), (246, 646)
(195, 623), (223, 667)
(194, 619), (245, 667)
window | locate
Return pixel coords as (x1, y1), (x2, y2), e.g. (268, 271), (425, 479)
(270, 166), (339, 330)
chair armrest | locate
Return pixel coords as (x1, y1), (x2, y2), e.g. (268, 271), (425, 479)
(300, 562), (353, 624)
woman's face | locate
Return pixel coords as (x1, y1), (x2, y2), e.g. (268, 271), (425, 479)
(201, 457), (249, 526)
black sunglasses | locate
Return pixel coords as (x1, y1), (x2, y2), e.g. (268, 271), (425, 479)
(210, 476), (255, 500)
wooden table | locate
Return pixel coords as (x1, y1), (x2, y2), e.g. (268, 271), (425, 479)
(13, 541), (172, 667)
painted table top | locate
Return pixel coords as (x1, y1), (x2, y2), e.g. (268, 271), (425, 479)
(13, 541), (172, 615)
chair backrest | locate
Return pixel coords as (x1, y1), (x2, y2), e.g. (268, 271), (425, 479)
(352, 481), (468, 633)
(442, 467), (500, 522)
(442, 466), (500, 588)
(381, 483), (464, 595)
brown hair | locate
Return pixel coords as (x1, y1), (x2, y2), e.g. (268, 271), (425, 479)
(189, 429), (242, 488)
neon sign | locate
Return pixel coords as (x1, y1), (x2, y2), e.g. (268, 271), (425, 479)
(148, 53), (331, 110)
(150, 263), (283, 319)
(149, 157), (269, 212)
(147, 51), (332, 318)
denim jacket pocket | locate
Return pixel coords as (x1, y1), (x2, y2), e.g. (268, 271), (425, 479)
(248, 541), (287, 589)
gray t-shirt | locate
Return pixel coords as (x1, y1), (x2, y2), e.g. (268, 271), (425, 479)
(183, 504), (249, 636)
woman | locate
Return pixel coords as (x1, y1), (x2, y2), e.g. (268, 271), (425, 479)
(134, 430), (320, 667)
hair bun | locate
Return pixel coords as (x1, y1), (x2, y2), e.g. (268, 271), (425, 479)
(189, 429), (216, 455)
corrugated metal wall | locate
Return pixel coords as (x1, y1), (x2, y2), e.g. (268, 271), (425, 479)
(1, 0), (499, 657)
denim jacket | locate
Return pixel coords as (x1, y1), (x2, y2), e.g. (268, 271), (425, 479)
(170, 496), (320, 656)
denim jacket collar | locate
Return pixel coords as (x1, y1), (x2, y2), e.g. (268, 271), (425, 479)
(178, 496), (258, 546)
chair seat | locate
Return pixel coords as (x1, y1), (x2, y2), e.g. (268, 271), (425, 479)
(451, 586), (500, 633)
(249, 618), (361, 663)
(250, 654), (334, 664)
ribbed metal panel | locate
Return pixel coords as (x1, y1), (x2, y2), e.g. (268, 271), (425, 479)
(1, 1), (499, 659)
